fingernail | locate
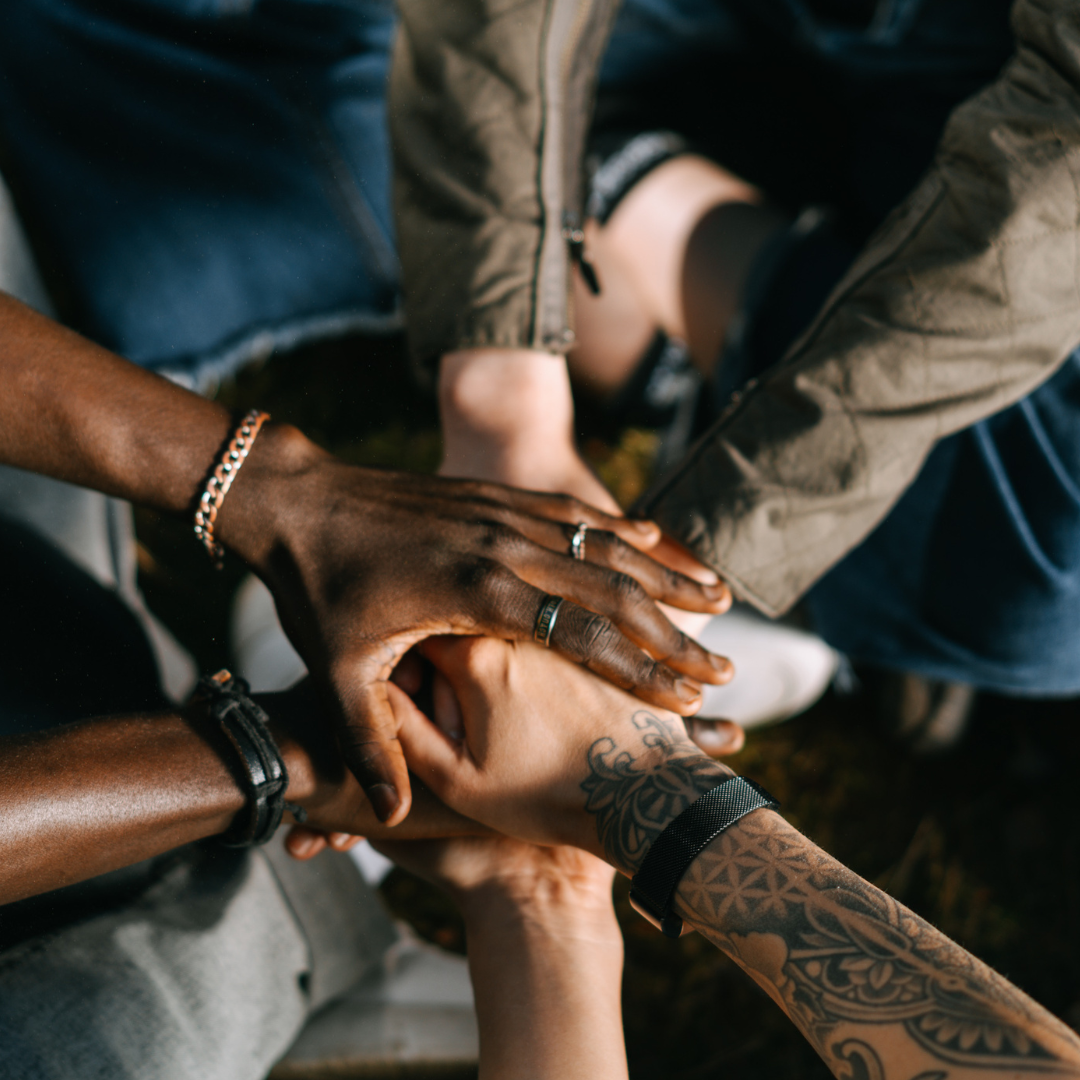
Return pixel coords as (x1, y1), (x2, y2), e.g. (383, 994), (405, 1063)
(368, 783), (401, 823)
(676, 679), (702, 704)
(704, 579), (725, 594)
(709, 653), (734, 678)
(292, 834), (317, 858)
(694, 723), (737, 751)
(632, 519), (660, 538)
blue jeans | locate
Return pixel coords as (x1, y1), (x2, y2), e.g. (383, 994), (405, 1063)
(600, 0), (1080, 695)
(0, 0), (399, 387)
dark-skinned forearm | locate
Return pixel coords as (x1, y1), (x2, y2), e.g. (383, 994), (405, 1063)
(0, 292), (319, 570)
(0, 291), (736, 825)
(0, 695), (485, 907)
(0, 712), (249, 906)
(0, 294), (234, 512)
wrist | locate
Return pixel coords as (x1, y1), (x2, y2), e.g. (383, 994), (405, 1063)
(252, 685), (328, 810)
(213, 421), (330, 575)
(589, 743), (734, 877)
(460, 879), (622, 949)
(439, 348), (577, 481)
(179, 701), (253, 836)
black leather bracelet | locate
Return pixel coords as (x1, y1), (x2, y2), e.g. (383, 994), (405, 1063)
(629, 775), (780, 938)
(197, 670), (306, 847)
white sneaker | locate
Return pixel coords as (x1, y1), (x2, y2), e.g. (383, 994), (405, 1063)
(694, 606), (838, 729)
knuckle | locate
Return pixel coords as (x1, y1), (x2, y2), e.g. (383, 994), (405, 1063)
(576, 612), (640, 673)
(666, 630), (696, 662)
(553, 493), (583, 518)
(474, 520), (520, 554)
(664, 566), (690, 594)
(608, 570), (648, 607)
(590, 529), (623, 561)
(463, 635), (508, 679)
(579, 611), (618, 655)
(454, 555), (513, 598)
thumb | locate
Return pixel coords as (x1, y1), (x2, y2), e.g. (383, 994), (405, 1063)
(336, 679), (413, 826)
(389, 680), (471, 810)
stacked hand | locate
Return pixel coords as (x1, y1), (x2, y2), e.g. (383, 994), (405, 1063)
(335, 637), (732, 876)
(224, 431), (734, 824)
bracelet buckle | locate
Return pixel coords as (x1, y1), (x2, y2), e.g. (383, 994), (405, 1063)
(628, 890), (692, 938)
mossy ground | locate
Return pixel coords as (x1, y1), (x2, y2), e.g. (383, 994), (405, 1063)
(135, 334), (1080, 1080)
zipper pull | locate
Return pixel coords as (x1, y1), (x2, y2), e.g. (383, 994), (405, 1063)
(562, 215), (601, 295)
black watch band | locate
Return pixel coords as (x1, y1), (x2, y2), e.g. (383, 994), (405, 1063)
(629, 775), (779, 938)
(197, 670), (306, 847)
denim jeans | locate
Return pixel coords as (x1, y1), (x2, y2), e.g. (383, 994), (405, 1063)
(0, 0), (399, 387)
(598, 0), (1080, 695)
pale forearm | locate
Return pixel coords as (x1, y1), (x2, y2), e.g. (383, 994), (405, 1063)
(439, 350), (577, 482)
(462, 891), (628, 1080)
(438, 348), (621, 510)
(574, 707), (1080, 1076)
(673, 810), (1080, 1078)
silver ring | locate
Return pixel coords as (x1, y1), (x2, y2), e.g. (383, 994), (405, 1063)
(569, 522), (588, 561)
(533, 594), (564, 647)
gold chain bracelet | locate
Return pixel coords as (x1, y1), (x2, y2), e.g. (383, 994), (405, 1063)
(194, 409), (270, 569)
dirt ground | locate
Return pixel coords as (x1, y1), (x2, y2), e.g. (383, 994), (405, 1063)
(136, 335), (1080, 1080)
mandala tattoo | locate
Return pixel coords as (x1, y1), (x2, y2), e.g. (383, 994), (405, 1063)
(676, 813), (1080, 1077)
(579, 710), (730, 874)
(579, 717), (1080, 1078)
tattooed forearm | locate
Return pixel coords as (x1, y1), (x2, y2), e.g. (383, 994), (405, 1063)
(579, 710), (730, 875)
(675, 811), (1080, 1079)
(578, 720), (1080, 1077)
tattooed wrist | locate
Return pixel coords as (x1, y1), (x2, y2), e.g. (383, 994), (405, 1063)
(579, 711), (731, 876)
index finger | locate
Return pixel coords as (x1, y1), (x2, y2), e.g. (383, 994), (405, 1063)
(644, 532), (724, 587)
(495, 487), (677, 560)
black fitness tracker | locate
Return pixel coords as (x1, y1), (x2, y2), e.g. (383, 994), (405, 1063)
(629, 775), (780, 938)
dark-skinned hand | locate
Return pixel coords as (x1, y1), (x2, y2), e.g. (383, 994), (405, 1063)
(223, 434), (733, 824)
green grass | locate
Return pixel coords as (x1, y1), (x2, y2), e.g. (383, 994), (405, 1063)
(135, 334), (1080, 1080)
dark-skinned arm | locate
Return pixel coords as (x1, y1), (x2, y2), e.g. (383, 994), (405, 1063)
(0, 291), (733, 825)
(0, 683), (478, 908)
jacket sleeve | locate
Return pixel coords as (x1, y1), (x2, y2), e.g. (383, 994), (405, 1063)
(638, 0), (1080, 616)
(389, 0), (619, 375)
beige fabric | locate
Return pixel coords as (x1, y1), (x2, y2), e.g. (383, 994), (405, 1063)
(390, 0), (619, 372)
(391, 0), (1080, 613)
(640, 0), (1080, 613)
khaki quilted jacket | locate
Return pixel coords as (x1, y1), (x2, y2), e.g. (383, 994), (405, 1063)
(391, 0), (1080, 615)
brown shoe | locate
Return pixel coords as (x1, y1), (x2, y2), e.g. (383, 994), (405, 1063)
(877, 671), (977, 754)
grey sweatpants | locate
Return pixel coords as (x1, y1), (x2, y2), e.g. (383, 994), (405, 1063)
(0, 838), (397, 1080)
